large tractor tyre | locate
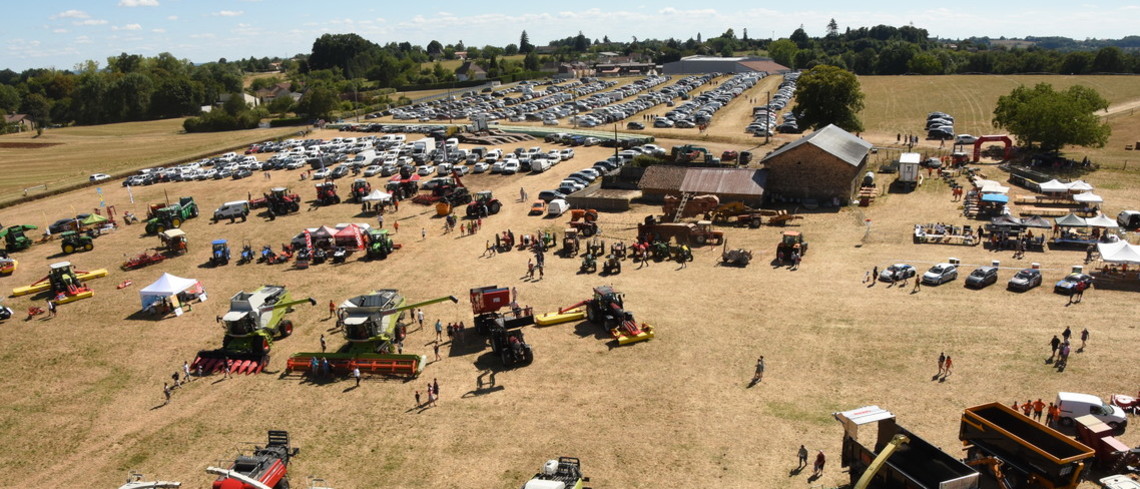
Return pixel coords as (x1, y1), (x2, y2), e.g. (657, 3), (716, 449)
(278, 320), (294, 338)
(241, 212), (248, 222)
(586, 304), (598, 323)
(254, 336), (270, 355)
(172, 218), (182, 228)
(582, 227), (595, 238)
(694, 235), (707, 246)
(749, 218), (761, 229)
(63, 244), (75, 254)
(83, 242), (94, 251)
(333, 196), (341, 204)
(489, 201), (502, 214)
(800, 243), (808, 256)
(289, 202), (300, 212)
(466, 206), (478, 218)
(190, 207), (199, 218)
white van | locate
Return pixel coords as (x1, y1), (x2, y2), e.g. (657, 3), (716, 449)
(1056, 392), (1128, 430)
(212, 200), (250, 223)
(547, 199), (569, 217)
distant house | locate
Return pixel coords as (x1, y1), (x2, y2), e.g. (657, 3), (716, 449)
(4, 114), (32, 131)
(555, 62), (591, 79)
(455, 61), (487, 81)
(638, 165), (767, 206)
(594, 62), (658, 77)
(219, 92), (260, 107)
(662, 55), (790, 75)
(255, 82), (295, 103)
(454, 51), (468, 60)
(760, 124), (873, 205)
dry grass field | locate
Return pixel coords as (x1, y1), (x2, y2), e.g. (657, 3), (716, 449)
(0, 119), (299, 207)
(1, 76), (1140, 489)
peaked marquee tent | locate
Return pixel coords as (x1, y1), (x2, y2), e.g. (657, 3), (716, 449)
(139, 273), (203, 310)
(1098, 241), (1140, 265)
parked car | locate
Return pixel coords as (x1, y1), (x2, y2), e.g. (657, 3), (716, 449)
(232, 168), (253, 179)
(879, 264), (915, 282)
(1053, 273), (1093, 294)
(330, 165), (351, 179)
(313, 168), (332, 179)
(89, 173), (111, 182)
(1117, 210), (1140, 230)
(212, 200), (250, 223)
(626, 121), (645, 130)
(964, 266), (998, 288)
(363, 165), (382, 177)
(537, 190), (567, 203)
(529, 200), (547, 215)
(955, 134), (978, 145)
(416, 165), (436, 176)
(1007, 268), (1042, 291)
(922, 263), (958, 285)
(472, 162), (490, 174)
(1055, 392), (1128, 430)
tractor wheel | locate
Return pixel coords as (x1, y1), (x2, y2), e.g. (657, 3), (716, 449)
(83, 242), (93, 251)
(695, 235), (707, 245)
(289, 202), (300, 212)
(156, 225), (166, 234)
(63, 244), (75, 254)
(172, 218), (182, 228)
(190, 207), (199, 218)
(749, 218), (761, 228)
(466, 206), (477, 218)
(586, 304), (597, 323)
(279, 320), (294, 338)
(334, 196), (341, 204)
(255, 336), (270, 355)
(489, 201), (501, 214)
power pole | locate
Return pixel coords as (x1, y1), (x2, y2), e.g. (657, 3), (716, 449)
(766, 90), (771, 145)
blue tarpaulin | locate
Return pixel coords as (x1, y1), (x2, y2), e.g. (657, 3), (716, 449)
(981, 194), (1009, 203)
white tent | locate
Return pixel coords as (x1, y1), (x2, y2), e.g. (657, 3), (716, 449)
(1067, 180), (1094, 192)
(1098, 241), (1140, 264)
(1072, 192), (1103, 203)
(975, 179), (1010, 194)
(1038, 179), (1069, 193)
(361, 190), (392, 203)
(1085, 213), (1119, 228)
(139, 273), (202, 309)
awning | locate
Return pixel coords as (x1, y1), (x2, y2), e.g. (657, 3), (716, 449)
(1085, 213), (1119, 228)
(1038, 179), (1069, 193)
(1055, 213), (1088, 227)
(139, 273), (202, 309)
(81, 214), (109, 226)
(361, 189), (392, 202)
(1098, 241), (1140, 264)
(981, 194), (1009, 203)
(1020, 216), (1053, 228)
(1067, 180), (1094, 192)
(991, 215), (1022, 227)
(1072, 192), (1103, 203)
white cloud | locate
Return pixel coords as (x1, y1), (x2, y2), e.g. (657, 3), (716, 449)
(112, 23), (143, 31)
(118, 0), (159, 6)
(213, 10), (245, 17)
(74, 35), (92, 44)
(53, 9), (89, 19)
(167, 15), (178, 20)
(74, 19), (109, 26)
(52, 28), (68, 33)
(152, 28), (166, 33)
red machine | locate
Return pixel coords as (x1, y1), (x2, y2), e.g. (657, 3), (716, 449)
(559, 286), (654, 345)
(350, 179), (372, 203)
(120, 250), (167, 270)
(1073, 415), (1137, 472)
(207, 430), (296, 489)
(567, 209), (599, 237)
(470, 286), (534, 366)
(314, 182), (340, 206)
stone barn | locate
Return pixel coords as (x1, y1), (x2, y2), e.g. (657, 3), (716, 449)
(760, 124), (872, 205)
(637, 165), (688, 204)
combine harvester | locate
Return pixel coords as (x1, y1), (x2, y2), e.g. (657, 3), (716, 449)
(546, 286), (654, 345)
(192, 285), (316, 375)
(287, 290), (457, 378)
(470, 285), (534, 366)
(12, 261), (108, 303)
(206, 430), (297, 489)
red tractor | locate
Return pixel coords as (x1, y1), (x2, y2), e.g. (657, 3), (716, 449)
(207, 430), (297, 489)
(470, 286), (534, 366)
(567, 209), (599, 237)
(263, 187), (301, 216)
(350, 179), (372, 203)
(314, 182), (340, 206)
(466, 190), (503, 218)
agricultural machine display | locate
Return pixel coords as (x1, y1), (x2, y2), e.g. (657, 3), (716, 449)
(364, 229), (394, 260)
(12, 261), (108, 304)
(602, 254), (621, 274)
(59, 230), (94, 254)
(0, 299), (12, 322)
(314, 182), (340, 206)
(471, 285), (534, 367)
(671, 144), (720, 164)
(144, 197), (199, 235)
(562, 286), (654, 345)
(159, 229), (188, 255)
(412, 173), (470, 206)
(120, 250), (167, 271)
(709, 202), (802, 228)
(350, 179), (372, 203)
(561, 229), (580, 257)
(1, 224), (36, 252)
(567, 209), (599, 237)
(287, 291), (458, 378)
(638, 216), (722, 246)
(720, 240), (753, 267)
(238, 242), (255, 265)
(466, 190), (502, 218)
(211, 239), (231, 266)
(192, 285), (316, 375)
(775, 230), (808, 262)
(259, 187), (302, 216)
(205, 430), (297, 489)
(0, 253), (16, 275)
(522, 457), (590, 489)
(579, 254), (597, 273)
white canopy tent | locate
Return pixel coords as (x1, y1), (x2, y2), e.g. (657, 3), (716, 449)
(139, 273), (203, 310)
(1098, 241), (1140, 264)
(1067, 180), (1094, 192)
(1038, 179), (1070, 193)
(360, 190), (392, 203)
(1072, 192), (1103, 203)
(1085, 213), (1119, 228)
(975, 179), (1010, 194)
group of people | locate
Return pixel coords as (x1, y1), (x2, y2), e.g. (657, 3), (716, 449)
(936, 352), (954, 378)
(415, 378), (441, 408)
(1011, 398), (1063, 426)
(459, 218), (483, 237)
(161, 360), (197, 406)
(795, 445), (826, 478)
(1049, 326), (1088, 369)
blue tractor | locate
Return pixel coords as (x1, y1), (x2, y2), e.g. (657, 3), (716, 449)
(210, 239), (231, 266)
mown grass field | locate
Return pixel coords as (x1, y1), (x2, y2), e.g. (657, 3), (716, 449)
(420, 54), (526, 72)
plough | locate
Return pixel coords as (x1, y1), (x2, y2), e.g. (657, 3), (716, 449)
(120, 250), (167, 271)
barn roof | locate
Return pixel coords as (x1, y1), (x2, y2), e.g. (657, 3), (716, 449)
(761, 124), (872, 167)
(679, 168), (766, 196)
(638, 165), (688, 191)
(736, 60), (790, 73)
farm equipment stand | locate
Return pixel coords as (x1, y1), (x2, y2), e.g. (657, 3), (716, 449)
(557, 286), (654, 345)
(192, 285), (316, 375)
(206, 430), (297, 489)
(470, 285), (534, 367)
(287, 291), (458, 378)
(12, 261), (108, 304)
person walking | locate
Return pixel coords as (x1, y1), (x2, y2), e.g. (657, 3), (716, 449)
(1022, 400), (1033, 417)
(352, 367), (362, 387)
(320, 334), (327, 353)
(813, 450), (826, 477)
(223, 358), (232, 379)
(433, 342), (441, 362)
(310, 356), (319, 377)
(752, 356), (766, 383)
(435, 319), (443, 341)
(416, 309), (425, 329)
(937, 352), (946, 376)
(943, 356), (953, 376)
(797, 445), (808, 469)
(1049, 335), (1061, 361)
(1062, 326), (1072, 343)
(433, 378), (440, 398)
(46, 299), (57, 318)
(172, 370), (181, 387)
(393, 221), (399, 234)
(328, 300), (336, 319)
(1079, 328), (1089, 350)
(1032, 399), (1045, 421)
(1074, 280), (1087, 303)
(415, 390), (421, 407)
(421, 228), (427, 240)
(913, 275), (921, 292)
(183, 361), (191, 382)
(1045, 402), (1056, 425)
(162, 383), (172, 406)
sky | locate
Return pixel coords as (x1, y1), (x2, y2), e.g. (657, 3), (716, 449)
(4, 1), (1139, 71)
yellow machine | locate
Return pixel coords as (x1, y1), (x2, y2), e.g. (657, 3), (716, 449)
(12, 262), (108, 303)
(0, 256), (16, 275)
(854, 434), (910, 489)
(535, 306), (585, 326)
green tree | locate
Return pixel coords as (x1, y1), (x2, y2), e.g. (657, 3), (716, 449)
(523, 51), (540, 71)
(504, 43), (519, 56)
(426, 40), (443, 56)
(791, 64), (865, 132)
(790, 27), (811, 49)
(1091, 47), (1125, 72)
(296, 85), (338, 120)
(150, 77), (203, 118)
(519, 31), (534, 53)
(0, 84), (20, 113)
(992, 83), (1110, 151)
(768, 39), (798, 68)
(20, 93), (52, 126)
(266, 95), (294, 115)
(907, 52), (943, 74)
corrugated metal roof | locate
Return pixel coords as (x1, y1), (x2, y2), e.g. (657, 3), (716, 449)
(679, 168), (767, 196)
(638, 165), (688, 191)
(736, 60), (790, 73)
(761, 124), (873, 167)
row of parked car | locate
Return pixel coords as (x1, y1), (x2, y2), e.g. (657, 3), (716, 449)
(748, 72), (800, 136)
(879, 262), (1092, 293)
(926, 112), (956, 140)
(538, 143), (668, 202)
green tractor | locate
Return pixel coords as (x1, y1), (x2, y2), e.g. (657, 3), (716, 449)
(287, 290), (458, 377)
(579, 253), (597, 273)
(60, 230), (94, 254)
(144, 197), (199, 235)
(191, 285), (316, 375)
(1, 224), (36, 252)
(365, 228), (394, 260)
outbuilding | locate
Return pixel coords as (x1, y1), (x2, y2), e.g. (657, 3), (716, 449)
(760, 124), (873, 205)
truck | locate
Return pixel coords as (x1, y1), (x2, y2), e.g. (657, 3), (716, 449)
(837, 405), (980, 489)
(411, 138), (436, 162)
(960, 402), (1095, 489)
(897, 152), (920, 190)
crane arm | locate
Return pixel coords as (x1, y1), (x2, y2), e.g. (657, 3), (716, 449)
(342, 295), (459, 316)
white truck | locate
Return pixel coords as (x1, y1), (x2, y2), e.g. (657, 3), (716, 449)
(411, 138), (436, 162)
(897, 152), (920, 190)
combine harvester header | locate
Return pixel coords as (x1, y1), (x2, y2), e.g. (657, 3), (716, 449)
(192, 285), (316, 375)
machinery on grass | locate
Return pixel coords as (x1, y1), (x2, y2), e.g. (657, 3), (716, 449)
(12, 261), (108, 303)
(467, 190), (503, 218)
(558, 286), (654, 345)
(0, 253), (16, 275)
(579, 254), (597, 273)
(412, 173), (470, 206)
(561, 229), (580, 257)
(602, 254), (621, 274)
(349, 178), (372, 203)
(287, 291), (457, 377)
(59, 230), (94, 254)
(211, 239), (231, 266)
(638, 216), (723, 246)
(775, 231), (807, 261)
(314, 182), (340, 206)
(522, 457), (590, 489)
(720, 240), (753, 267)
(144, 197), (198, 235)
(0, 299), (12, 322)
(192, 285), (316, 375)
(836, 406), (980, 489)
(960, 402), (1094, 489)
(239, 242), (255, 265)
(159, 229), (188, 255)
(262, 187), (302, 216)
(471, 285), (534, 367)
(121, 250), (167, 271)
(1, 224), (36, 252)
(364, 229), (394, 260)
(709, 202), (802, 228)
(670, 244), (693, 262)
(206, 430), (297, 489)
(567, 209), (599, 237)
(118, 471), (181, 489)
(671, 144), (720, 164)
